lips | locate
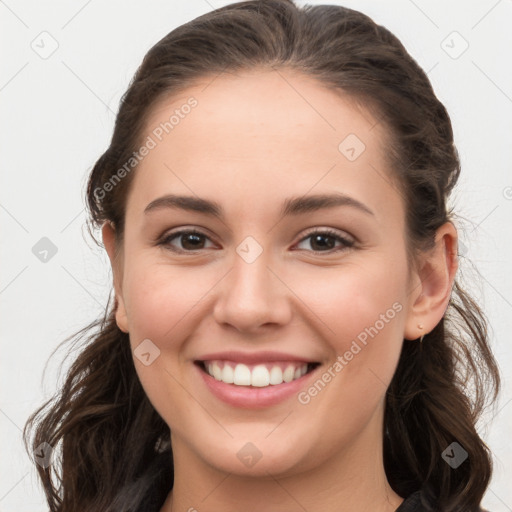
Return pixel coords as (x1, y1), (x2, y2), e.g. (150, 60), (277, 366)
(194, 358), (322, 409)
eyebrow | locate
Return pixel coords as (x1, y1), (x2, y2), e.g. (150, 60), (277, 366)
(144, 192), (374, 219)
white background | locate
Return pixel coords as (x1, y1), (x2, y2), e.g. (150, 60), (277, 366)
(1, 0), (511, 510)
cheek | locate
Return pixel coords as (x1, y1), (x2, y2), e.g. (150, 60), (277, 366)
(122, 259), (214, 342)
(121, 261), (211, 424)
(293, 261), (407, 431)
(292, 258), (407, 343)
(292, 257), (407, 410)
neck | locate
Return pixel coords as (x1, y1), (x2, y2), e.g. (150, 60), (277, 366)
(160, 409), (404, 512)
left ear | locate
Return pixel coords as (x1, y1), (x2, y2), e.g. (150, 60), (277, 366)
(404, 221), (459, 340)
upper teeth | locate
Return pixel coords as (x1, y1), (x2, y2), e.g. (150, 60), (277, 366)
(205, 360), (309, 387)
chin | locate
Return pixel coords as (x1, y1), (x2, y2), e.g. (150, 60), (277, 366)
(192, 434), (314, 479)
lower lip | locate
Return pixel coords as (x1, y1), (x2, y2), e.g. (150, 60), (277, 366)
(195, 362), (319, 409)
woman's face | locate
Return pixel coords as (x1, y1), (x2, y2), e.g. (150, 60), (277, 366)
(106, 68), (425, 478)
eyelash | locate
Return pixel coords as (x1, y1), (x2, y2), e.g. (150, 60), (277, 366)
(157, 227), (355, 254)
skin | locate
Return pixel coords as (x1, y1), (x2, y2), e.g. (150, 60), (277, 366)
(102, 68), (458, 512)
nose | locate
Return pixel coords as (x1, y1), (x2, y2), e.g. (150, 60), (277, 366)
(212, 249), (292, 333)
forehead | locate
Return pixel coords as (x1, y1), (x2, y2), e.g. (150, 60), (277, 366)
(127, 68), (402, 225)
(144, 68), (382, 162)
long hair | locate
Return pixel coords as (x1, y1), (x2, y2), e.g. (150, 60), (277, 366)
(24, 1), (501, 511)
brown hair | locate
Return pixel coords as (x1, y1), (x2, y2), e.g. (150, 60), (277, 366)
(24, 1), (501, 511)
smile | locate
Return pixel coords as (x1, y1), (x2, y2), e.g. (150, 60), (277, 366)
(194, 358), (321, 408)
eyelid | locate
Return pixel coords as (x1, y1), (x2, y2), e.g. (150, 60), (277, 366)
(297, 226), (355, 245)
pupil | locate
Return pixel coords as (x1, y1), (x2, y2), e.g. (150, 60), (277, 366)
(312, 234), (334, 250)
(183, 233), (203, 249)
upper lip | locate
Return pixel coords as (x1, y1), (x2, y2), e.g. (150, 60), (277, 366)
(195, 350), (319, 365)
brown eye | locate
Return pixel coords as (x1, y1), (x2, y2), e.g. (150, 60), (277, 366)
(158, 227), (354, 254)
(160, 230), (215, 252)
(295, 229), (355, 253)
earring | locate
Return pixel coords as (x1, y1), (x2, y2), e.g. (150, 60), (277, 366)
(417, 323), (425, 343)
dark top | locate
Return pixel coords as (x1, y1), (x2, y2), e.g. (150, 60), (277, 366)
(395, 490), (424, 512)
(134, 453), (491, 512)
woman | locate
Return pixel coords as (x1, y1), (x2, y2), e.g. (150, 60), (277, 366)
(24, 1), (501, 511)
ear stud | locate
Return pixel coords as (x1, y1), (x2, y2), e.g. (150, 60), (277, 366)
(417, 323), (425, 343)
